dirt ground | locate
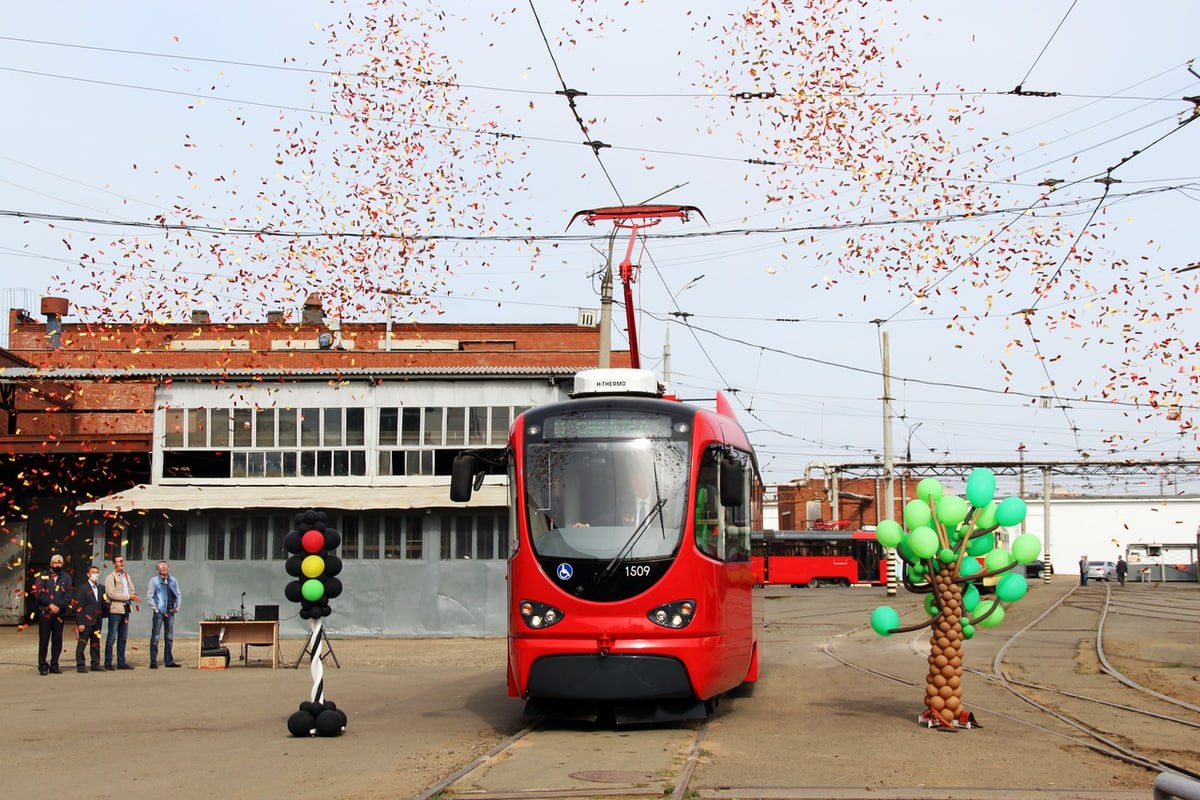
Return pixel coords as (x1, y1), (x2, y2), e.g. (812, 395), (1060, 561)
(6, 578), (1198, 799)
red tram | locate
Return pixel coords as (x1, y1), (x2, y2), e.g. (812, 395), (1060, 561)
(451, 367), (762, 722)
(751, 530), (887, 587)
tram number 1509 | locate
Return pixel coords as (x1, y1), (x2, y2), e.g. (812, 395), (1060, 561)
(625, 564), (651, 577)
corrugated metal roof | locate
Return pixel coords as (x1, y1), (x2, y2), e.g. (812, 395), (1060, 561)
(76, 482), (506, 512)
(0, 365), (589, 380)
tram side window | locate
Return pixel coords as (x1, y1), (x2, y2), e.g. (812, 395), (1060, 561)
(695, 450), (720, 558)
(722, 452), (751, 562)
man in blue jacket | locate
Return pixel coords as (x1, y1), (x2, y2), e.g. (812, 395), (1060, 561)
(147, 561), (182, 669)
(34, 554), (74, 675)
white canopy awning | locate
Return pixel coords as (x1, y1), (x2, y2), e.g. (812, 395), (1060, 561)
(76, 483), (506, 513)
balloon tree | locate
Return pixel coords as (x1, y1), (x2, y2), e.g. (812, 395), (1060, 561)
(283, 509), (348, 737)
(868, 468), (1041, 729)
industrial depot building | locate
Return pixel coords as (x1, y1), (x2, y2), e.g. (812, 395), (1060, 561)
(1, 295), (629, 637)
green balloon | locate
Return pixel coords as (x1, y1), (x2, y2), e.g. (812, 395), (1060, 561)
(975, 501), (998, 530)
(967, 532), (995, 557)
(977, 599), (1006, 628)
(996, 572), (1028, 603)
(984, 548), (1014, 572)
(995, 496), (1027, 527)
(916, 478), (944, 503)
(923, 593), (938, 617)
(875, 519), (904, 549)
(301, 578), (325, 602)
(937, 547), (956, 564)
(936, 495), (970, 528)
(960, 557), (982, 578)
(908, 526), (939, 559)
(965, 467), (997, 508)
(962, 582), (981, 611)
(870, 606), (900, 636)
(908, 563), (925, 578)
(1011, 533), (1041, 564)
(961, 622), (975, 640)
(904, 499), (932, 530)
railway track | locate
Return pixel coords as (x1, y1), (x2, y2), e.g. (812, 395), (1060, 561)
(414, 717), (710, 799)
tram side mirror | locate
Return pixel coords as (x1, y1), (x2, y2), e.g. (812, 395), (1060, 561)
(451, 454), (476, 502)
(719, 457), (744, 508)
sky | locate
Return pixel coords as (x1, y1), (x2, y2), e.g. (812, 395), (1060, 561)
(1, 1), (1198, 492)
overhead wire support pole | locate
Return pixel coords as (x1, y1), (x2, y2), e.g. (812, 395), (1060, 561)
(879, 326), (897, 597)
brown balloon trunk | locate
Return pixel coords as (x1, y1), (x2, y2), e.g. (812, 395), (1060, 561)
(923, 567), (966, 728)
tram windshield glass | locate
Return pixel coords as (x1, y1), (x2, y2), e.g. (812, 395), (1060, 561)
(522, 408), (690, 561)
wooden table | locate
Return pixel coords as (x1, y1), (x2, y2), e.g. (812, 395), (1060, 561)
(198, 620), (279, 668)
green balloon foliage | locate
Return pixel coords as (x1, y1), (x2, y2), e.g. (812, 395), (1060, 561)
(962, 582), (981, 612)
(975, 501), (998, 530)
(904, 499), (932, 531)
(1011, 533), (1042, 564)
(976, 599), (1006, 628)
(870, 606), (900, 636)
(923, 593), (938, 617)
(936, 495), (970, 528)
(996, 572), (1028, 603)
(908, 526), (939, 559)
(961, 622), (975, 640)
(916, 478), (944, 503)
(984, 548), (1014, 572)
(301, 578), (326, 602)
(875, 519), (904, 549)
(965, 467), (997, 508)
(960, 557), (982, 578)
(966, 532), (995, 557)
(995, 496), (1028, 527)
(906, 566), (924, 583)
(937, 547), (956, 564)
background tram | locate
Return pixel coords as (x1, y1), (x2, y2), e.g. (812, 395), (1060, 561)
(451, 367), (763, 722)
(751, 530), (887, 587)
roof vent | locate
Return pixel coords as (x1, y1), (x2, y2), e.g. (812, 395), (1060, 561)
(571, 368), (662, 398)
(301, 293), (324, 324)
(266, 310), (285, 324)
(190, 309), (211, 324)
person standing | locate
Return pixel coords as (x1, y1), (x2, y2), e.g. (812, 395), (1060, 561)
(147, 561), (181, 669)
(1116, 556), (1128, 587)
(34, 554), (74, 675)
(103, 556), (140, 670)
(1079, 554), (1089, 586)
(73, 565), (105, 673)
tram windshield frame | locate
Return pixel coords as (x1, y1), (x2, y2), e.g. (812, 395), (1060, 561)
(521, 405), (692, 562)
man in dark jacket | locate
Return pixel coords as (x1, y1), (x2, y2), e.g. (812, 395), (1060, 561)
(73, 565), (105, 672)
(34, 554), (74, 675)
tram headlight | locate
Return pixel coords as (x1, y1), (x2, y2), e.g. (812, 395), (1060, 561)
(647, 599), (696, 629)
(519, 599), (565, 629)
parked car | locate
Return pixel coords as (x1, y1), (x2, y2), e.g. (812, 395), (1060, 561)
(1024, 560), (1053, 579)
(1087, 560), (1117, 581)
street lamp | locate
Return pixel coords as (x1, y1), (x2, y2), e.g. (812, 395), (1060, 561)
(904, 421), (924, 463)
(662, 274), (704, 390)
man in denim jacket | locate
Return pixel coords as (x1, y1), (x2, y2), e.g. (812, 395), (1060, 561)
(147, 561), (182, 668)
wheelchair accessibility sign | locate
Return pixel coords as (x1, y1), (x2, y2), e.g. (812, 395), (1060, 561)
(556, 563), (573, 581)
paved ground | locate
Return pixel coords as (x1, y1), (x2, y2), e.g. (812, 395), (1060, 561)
(5, 577), (1198, 799)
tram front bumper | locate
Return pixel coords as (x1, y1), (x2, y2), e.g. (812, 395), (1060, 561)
(525, 652), (693, 700)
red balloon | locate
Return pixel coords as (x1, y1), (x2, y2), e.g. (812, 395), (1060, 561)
(301, 529), (325, 554)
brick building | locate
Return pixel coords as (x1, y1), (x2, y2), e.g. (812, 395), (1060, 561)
(0, 295), (627, 636)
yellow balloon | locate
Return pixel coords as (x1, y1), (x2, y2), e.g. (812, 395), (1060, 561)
(302, 554), (325, 578)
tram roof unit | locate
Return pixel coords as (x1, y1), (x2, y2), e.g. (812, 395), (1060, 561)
(571, 368), (662, 398)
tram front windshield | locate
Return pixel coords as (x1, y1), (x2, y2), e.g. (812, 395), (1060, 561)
(523, 417), (689, 561)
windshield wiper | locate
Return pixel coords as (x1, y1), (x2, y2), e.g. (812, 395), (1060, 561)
(595, 498), (666, 583)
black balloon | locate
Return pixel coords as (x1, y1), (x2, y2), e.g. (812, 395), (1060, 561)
(315, 709), (344, 737)
(321, 604), (332, 617)
(324, 556), (343, 577)
(284, 554), (304, 577)
(299, 607), (311, 620)
(284, 580), (303, 603)
(324, 576), (343, 599)
(323, 528), (342, 551)
(287, 710), (316, 737)
(283, 530), (302, 554)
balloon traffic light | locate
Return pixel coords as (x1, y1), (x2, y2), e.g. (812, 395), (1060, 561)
(284, 509), (343, 619)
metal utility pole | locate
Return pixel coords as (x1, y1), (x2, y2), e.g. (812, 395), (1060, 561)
(662, 274), (703, 391)
(598, 232), (616, 368)
(881, 329), (897, 597)
(1043, 466), (1052, 584)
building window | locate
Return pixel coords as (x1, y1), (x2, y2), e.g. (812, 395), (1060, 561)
(384, 517), (404, 559)
(228, 516), (246, 560)
(423, 407), (443, 446)
(341, 515), (359, 559)
(168, 517), (187, 561)
(490, 407), (511, 445)
(250, 516), (270, 560)
(468, 406), (488, 445)
(271, 515), (290, 560)
(361, 516), (380, 559)
(446, 407), (465, 446)
(165, 408), (184, 448)
(405, 516), (423, 560)
(126, 521), (145, 562)
(210, 409), (230, 447)
(207, 517), (225, 561)
(256, 408), (276, 448)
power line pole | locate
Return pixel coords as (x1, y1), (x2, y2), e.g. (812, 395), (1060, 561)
(598, 231), (616, 368)
(881, 328), (897, 597)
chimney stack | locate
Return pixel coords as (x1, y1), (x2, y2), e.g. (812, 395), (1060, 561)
(301, 293), (324, 325)
(191, 309), (211, 324)
(40, 296), (69, 349)
(266, 310), (285, 324)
